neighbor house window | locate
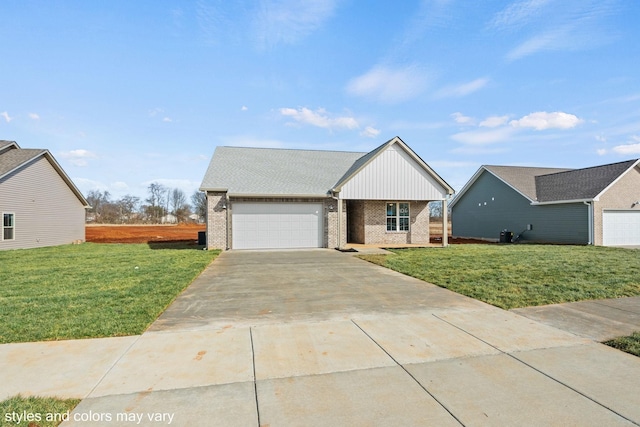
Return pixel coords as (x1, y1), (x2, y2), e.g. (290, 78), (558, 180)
(386, 203), (409, 232)
(3, 213), (15, 240)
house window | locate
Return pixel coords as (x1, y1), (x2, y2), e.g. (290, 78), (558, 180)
(386, 202), (409, 232)
(3, 213), (15, 241)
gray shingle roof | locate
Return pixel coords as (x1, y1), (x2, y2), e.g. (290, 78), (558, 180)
(200, 146), (366, 196)
(485, 165), (572, 201)
(0, 148), (47, 178)
(483, 159), (639, 203)
(535, 159), (639, 202)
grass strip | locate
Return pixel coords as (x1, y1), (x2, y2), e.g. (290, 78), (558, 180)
(603, 332), (640, 357)
(0, 395), (80, 427)
(358, 245), (640, 309)
(0, 243), (219, 344)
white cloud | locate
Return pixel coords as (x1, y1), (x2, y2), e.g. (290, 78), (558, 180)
(1, 112), (13, 123)
(451, 112), (475, 125)
(506, 27), (569, 61)
(612, 143), (640, 155)
(451, 127), (516, 145)
(435, 78), (489, 98)
(346, 65), (429, 103)
(280, 107), (359, 130)
(162, 117), (173, 123)
(480, 115), (510, 128)
(509, 111), (582, 130)
(28, 113), (40, 120)
(596, 148), (607, 156)
(241, 105), (248, 111)
(58, 149), (98, 167)
(149, 107), (163, 117)
(253, 0), (337, 48)
(360, 126), (380, 138)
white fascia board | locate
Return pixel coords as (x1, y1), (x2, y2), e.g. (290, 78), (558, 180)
(531, 198), (594, 206)
(593, 159), (640, 201)
(227, 193), (329, 198)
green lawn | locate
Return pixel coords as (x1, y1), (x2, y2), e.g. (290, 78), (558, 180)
(604, 332), (640, 357)
(359, 245), (640, 309)
(0, 395), (80, 427)
(0, 243), (219, 344)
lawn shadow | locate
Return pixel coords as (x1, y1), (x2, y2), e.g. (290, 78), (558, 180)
(147, 240), (206, 250)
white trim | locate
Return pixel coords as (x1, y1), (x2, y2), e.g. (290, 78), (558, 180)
(594, 159), (640, 201)
(2, 212), (15, 241)
(531, 198), (594, 206)
(449, 166), (536, 209)
(386, 201), (410, 232)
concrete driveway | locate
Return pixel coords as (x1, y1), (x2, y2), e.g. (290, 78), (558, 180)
(2, 249), (639, 426)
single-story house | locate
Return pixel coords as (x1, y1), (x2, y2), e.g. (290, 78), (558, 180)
(450, 159), (640, 246)
(199, 136), (454, 250)
(0, 140), (89, 250)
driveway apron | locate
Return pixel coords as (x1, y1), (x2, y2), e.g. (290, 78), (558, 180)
(23, 249), (640, 425)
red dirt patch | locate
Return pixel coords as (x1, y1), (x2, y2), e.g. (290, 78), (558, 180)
(86, 224), (206, 243)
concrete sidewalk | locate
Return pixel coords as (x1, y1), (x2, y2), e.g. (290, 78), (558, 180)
(512, 296), (640, 341)
(1, 250), (639, 426)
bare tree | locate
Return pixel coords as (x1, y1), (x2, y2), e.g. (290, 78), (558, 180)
(169, 188), (189, 222)
(145, 182), (167, 223)
(117, 195), (140, 223)
(191, 191), (207, 222)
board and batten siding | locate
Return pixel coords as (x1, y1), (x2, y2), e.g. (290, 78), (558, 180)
(0, 156), (85, 250)
(452, 170), (589, 244)
(339, 144), (447, 200)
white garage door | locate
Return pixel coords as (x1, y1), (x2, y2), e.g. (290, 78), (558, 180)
(232, 203), (323, 249)
(603, 210), (640, 246)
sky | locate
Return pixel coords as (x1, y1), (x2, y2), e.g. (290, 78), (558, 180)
(2, 0), (640, 201)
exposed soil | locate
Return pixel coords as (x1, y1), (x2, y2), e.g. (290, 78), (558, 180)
(86, 224), (206, 243)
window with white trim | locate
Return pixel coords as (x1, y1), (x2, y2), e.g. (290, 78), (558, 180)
(386, 202), (409, 232)
(3, 213), (15, 241)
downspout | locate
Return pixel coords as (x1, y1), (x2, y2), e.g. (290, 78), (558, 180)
(441, 198), (448, 247)
(583, 201), (593, 245)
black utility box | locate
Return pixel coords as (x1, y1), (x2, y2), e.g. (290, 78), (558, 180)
(500, 230), (513, 243)
(198, 231), (206, 246)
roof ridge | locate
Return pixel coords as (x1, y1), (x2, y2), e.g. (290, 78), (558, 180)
(537, 158), (639, 178)
(220, 146), (367, 154)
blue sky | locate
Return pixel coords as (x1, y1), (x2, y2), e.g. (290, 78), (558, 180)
(2, 0), (640, 200)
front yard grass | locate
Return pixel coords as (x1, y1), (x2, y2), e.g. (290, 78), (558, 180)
(0, 243), (219, 344)
(603, 332), (640, 357)
(0, 395), (80, 427)
(359, 245), (640, 309)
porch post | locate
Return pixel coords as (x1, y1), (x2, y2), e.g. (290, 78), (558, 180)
(337, 195), (343, 249)
(442, 199), (448, 247)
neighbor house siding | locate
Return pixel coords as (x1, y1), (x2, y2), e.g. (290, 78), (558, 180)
(452, 171), (589, 243)
(593, 164), (640, 246)
(340, 145), (446, 201)
(0, 156), (85, 250)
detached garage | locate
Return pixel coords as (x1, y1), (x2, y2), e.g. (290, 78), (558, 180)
(232, 203), (323, 249)
(200, 137), (454, 250)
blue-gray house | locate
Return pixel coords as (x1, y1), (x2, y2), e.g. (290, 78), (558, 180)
(450, 159), (640, 246)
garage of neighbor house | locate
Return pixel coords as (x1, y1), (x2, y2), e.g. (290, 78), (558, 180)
(199, 136), (454, 250)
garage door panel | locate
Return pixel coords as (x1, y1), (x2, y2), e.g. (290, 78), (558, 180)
(232, 203), (323, 249)
(603, 210), (640, 246)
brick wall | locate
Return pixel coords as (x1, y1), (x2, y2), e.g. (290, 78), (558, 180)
(206, 191), (228, 249)
(593, 165), (640, 246)
(361, 200), (430, 244)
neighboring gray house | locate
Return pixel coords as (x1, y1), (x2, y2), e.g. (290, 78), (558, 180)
(200, 136), (454, 250)
(0, 140), (89, 250)
(450, 159), (640, 246)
